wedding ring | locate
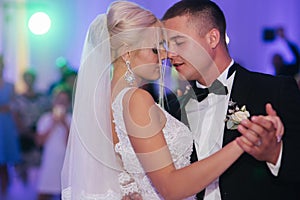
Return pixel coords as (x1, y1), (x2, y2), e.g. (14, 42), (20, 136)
(256, 140), (262, 147)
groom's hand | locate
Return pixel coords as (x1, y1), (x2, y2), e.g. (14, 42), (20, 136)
(236, 103), (284, 165)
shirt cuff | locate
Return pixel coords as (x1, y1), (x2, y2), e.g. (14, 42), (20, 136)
(266, 142), (283, 176)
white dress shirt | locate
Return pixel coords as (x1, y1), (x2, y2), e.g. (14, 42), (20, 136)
(185, 60), (282, 200)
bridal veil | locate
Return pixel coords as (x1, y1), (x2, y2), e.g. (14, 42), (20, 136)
(61, 14), (122, 199)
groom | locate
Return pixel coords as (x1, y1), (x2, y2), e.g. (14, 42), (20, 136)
(162, 0), (300, 200)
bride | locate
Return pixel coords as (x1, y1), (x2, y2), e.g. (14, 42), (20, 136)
(61, 1), (283, 199)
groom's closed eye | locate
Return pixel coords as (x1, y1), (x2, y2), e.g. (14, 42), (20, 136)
(169, 35), (185, 45)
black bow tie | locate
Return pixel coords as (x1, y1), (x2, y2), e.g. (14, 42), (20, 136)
(190, 79), (228, 102)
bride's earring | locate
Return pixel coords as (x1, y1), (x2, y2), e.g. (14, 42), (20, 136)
(124, 60), (135, 85)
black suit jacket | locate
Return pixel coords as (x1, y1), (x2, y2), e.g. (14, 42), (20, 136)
(217, 63), (300, 200)
(150, 63), (300, 200)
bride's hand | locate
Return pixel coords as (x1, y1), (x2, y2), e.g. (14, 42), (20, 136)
(236, 103), (284, 164)
(264, 103), (284, 142)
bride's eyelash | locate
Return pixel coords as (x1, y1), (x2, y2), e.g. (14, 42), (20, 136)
(151, 39), (168, 54)
(152, 48), (158, 54)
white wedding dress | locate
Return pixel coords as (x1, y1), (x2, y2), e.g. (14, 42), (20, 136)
(112, 87), (194, 199)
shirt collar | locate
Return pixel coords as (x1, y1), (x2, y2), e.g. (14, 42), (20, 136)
(196, 59), (234, 88)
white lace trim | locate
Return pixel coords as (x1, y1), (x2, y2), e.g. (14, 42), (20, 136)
(62, 187), (121, 200)
(118, 171), (140, 196)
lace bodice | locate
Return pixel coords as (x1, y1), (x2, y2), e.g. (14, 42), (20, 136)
(112, 88), (193, 199)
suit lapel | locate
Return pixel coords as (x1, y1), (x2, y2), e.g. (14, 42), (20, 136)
(223, 63), (254, 146)
(230, 63), (253, 104)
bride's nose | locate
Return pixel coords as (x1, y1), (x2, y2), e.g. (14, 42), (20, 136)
(167, 50), (178, 60)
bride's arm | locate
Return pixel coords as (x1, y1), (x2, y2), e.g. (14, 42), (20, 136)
(122, 88), (244, 200)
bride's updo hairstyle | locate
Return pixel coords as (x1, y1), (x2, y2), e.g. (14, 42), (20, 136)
(106, 1), (159, 60)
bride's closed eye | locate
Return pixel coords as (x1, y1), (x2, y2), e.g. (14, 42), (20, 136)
(152, 48), (158, 54)
(151, 39), (169, 55)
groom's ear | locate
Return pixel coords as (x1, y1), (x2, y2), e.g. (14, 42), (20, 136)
(206, 28), (220, 49)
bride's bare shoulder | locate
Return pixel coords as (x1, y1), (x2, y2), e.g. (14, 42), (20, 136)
(123, 87), (155, 108)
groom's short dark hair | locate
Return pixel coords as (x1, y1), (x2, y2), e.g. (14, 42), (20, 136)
(162, 0), (227, 44)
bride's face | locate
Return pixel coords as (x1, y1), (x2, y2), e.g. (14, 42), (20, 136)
(130, 48), (161, 81)
(130, 25), (167, 82)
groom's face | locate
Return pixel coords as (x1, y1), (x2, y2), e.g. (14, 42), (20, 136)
(163, 15), (215, 82)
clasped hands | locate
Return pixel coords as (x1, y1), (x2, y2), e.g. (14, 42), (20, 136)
(236, 103), (284, 165)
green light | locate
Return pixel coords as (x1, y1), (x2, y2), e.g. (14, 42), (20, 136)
(55, 56), (68, 67)
(28, 12), (51, 35)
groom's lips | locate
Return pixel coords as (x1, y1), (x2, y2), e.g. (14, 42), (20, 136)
(173, 62), (184, 68)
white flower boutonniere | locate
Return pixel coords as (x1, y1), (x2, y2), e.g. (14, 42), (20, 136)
(225, 100), (250, 130)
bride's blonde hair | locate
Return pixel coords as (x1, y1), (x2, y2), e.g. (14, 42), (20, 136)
(107, 1), (158, 60)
